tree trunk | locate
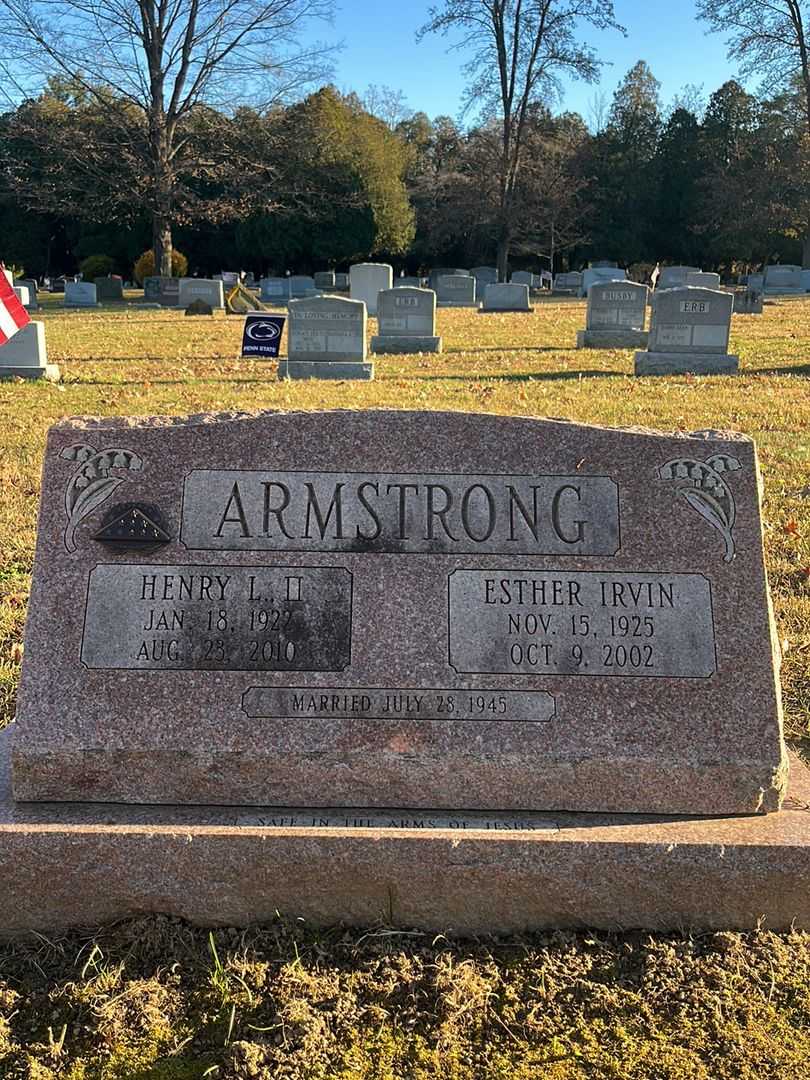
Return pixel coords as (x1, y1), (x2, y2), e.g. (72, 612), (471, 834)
(803, 231), (810, 270)
(153, 214), (173, 278)
(496, 234), (510, 283)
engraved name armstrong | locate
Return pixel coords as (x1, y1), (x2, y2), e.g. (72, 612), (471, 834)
(181, 471), (620, 555)
(448, 570), (716, 678)
(80, 564), (352, 670)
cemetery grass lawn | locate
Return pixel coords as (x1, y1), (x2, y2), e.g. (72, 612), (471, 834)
(0, 295), (808, 1078)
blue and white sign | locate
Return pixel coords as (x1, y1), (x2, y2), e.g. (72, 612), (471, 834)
(241, 313), (286, 359)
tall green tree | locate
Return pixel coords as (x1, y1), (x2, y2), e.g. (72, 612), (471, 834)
(0, 0), (333, 275)
(419, 0), (621, 280)
(697, 0), (810, 263)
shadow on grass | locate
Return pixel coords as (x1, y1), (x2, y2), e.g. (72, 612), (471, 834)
(442, 345), (572, 354)
(752, 364), (810, 377)
(409, 369), (621, 383)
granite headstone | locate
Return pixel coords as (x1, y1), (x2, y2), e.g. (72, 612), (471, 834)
(577, 281), (649, 348)
(371, 287), (441, 353)
(636, 287), (739, 375)
(281, 295), (371, 379)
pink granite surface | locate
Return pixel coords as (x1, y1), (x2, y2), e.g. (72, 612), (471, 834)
(13, 410), (787, 814)
(1, 729), (809, 934)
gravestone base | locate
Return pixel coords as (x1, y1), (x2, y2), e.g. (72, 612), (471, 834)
(438, 301), (481, 309)
(370, 335), (442, 354)
(0, 364), (60, 382)
(2, 728), (809, 935)
(278, 360), (374, 380)
(577, 329), (648, 349)
(635, 352), (739, 375)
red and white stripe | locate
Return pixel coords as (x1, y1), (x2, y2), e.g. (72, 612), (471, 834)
(0, 268), (31, 347)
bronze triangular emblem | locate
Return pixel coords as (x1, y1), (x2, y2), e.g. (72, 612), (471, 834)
(94, 507), (171, 545)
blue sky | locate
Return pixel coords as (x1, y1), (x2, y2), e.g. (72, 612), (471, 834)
(318, 0), (744, 126)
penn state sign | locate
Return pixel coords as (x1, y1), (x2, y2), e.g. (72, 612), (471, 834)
(241, 313), (286, 359)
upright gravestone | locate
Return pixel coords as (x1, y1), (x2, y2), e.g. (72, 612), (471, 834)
(49, 278), (66, 294)
(686, 272), (721, 290)
(581, 268), (627, 296)
(334, 272), (350, 290)
(733, 288), (764, 315)
(64, 282), (99, 308)
(481, 283), (532, 313)
(144, 276), (180, 307)
(371, 287), (441, 353)
(763, 265), (803, 295)
(349, 263), (393, 316)
(657, 266), (701, 291)
(178, 279), (225, 310)
(15, 279), (39, 310)
(435, 274), (478, 308)
(314, 271), (336, 290)
(395, 276), (422, 289)
(289, 276), (318, 299)
(428, 268), (469, 291)
(5, 409), (810, 933)
(577, 281), (649, 348)
(13, 286), (30, 307)
(510, 271), (535, 290)
(280, 295), (371, 380)
(471, 266), (498, 288)
(0, 322), (59, 380)
(95, 277), (125, 302)
(259, 278), (289, 303)
(552, 272), (582, 295)
(635, 287), (738, 375)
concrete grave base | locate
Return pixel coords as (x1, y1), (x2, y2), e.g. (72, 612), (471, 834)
(578, 329), (648, 349)
(1, 726), (809, 935)
(635, 352), (739, 376)
(0, 364), (60, 381)
(278, 360), (374, 380)
(370, 335), (442, 354)
(437, 302), (481, 309)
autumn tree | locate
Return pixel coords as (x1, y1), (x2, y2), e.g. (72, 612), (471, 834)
(419, 0), (621, 279)
(0, 0), (333, 274)
(697, 0), (810, 263)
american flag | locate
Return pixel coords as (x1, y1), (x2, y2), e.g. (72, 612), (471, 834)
(0, 265), (31, 346)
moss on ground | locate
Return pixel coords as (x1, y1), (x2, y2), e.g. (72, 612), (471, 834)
(0, 296), (809, 1076)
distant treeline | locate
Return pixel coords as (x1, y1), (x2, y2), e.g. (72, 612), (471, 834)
(1, 63), (808, 279)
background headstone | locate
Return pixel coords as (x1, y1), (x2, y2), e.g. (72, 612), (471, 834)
(481, 283), (532, 312)
(314, 271), (336, 290)
(686, 272), (721, 289)
(763, 265), (803, 294)
(733, 288), (764, 315)
(578, 281), (649, 348)
(471, 266), (498, 288)
(349, 263), (393, 316)
(178, 278), (225, 310)
(428, 267), (469, 291)
(95, 276), (124, 301)
(552, 271), (582, 295)
(0, 321), (59, 380)
(581, 267), (627, 296)
(371, 287), (441, 353)
(259, 277), (289, 303)
(281, 295), (372, 379)
(64, 282), (98, 307)
(435, 274), (478, 308)
(636, 286), (738, 374)
(144, 276), (180, 306)
(13, 286), (30, 307)
(15, 279), (38, 310)
(657, 266), (701, 291)
(289, 275), (318, 299)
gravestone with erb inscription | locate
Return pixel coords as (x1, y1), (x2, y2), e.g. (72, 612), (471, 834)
(577, 281), (649, 348)
(635, 287), (739, 375)
(371, 287), (441, 353)
(281, 295), (372, 379)
(5, 408), (810, 934)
